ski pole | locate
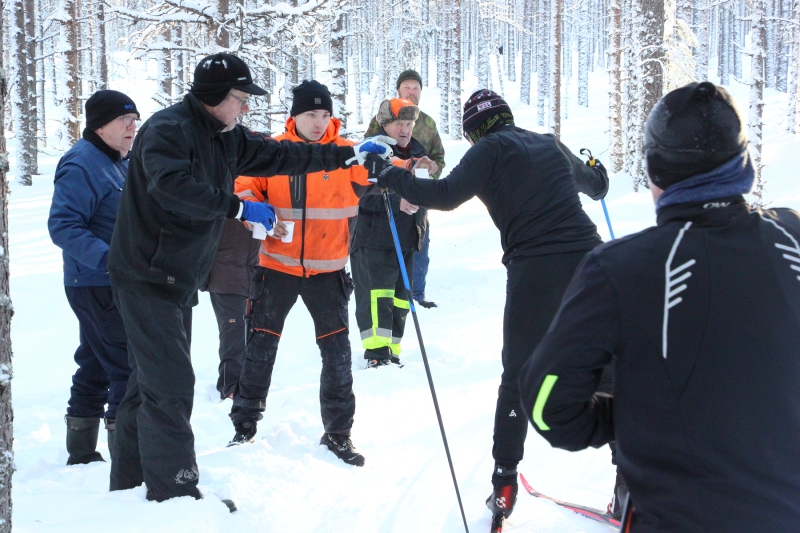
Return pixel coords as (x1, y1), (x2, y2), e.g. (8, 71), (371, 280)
(381, 189), (470, 533)
(580, 148), (615, 240)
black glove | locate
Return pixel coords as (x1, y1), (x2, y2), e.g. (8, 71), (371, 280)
(587, 158), (608, 180)
(365, 152), (395, 184)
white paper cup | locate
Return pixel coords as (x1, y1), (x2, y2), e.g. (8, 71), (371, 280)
(281, 221), (295, 243)
(415, 168), (429, 179)
(252, 222), (267, 240)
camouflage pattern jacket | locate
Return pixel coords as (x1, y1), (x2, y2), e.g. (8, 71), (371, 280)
(365, 110), (445, 179)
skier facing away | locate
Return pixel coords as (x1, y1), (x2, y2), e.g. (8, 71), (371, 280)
(364, 89), (608, 527)
(519, 82), (800, 532)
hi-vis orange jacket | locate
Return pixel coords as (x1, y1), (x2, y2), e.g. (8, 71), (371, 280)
(236, 117), (373, 277)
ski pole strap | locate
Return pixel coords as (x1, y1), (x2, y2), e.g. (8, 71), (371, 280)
(580, 147), (596, 167)
(494, 464), (517, 477)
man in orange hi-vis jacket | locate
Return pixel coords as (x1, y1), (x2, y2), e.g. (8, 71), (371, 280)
(228, 80), (375, 466)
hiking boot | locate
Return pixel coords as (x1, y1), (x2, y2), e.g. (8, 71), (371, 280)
(320, 433), (365, 466)
(486, 464), (518, 518)
(227, 418), (257, 447)
(65, 415), (105, 465)
(607, 470), (628, 519)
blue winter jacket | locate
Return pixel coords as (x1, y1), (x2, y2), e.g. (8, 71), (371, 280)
(48, 136), (127, 286)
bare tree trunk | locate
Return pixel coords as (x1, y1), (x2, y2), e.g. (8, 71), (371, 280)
(0, 1), (16, 526)
(520, 0), (533, 104)
(608, 0), (623, 172)
(549, 0), (561, 136)
(36, 1), (46, 147)
(216, 0), (230, 48)
(60, 0), (81, 147)
(438, 3), (450, 135)
(450, 0), (463, 140)
(749, 0), (767, 206)
(477, 3), (490, 88)
(329, 10), (347, 131)
(578, 0), (589, 106)
(12, 0), (35, 184)
(23, 0), (37, 173)
(95, 0), (108, 90)
(420, 0), (429, 86)
(696, 0), (708, 80)
(537, 0), (550, 126)
(787, 0), (800, 133)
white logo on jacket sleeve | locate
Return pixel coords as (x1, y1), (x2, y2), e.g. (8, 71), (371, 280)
(765, 218), (800, 281)
(663, 222), (696, 359)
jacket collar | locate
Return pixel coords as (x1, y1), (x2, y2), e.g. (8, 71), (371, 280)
(375, 126), (426, 159)
(282, 116), (342, 143)
(182, 92), (228, 134)
(656, 196), (750, 227)
(82, 128), (123, 161)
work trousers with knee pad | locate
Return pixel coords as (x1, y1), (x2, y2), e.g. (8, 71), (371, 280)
(230, 267), (356, 435)
(494, 251), (590, 469)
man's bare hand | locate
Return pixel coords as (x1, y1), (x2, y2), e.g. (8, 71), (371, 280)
(400, 198), (419, 215)
(270, 220), (289, 239)
(413, 156), (438, 176)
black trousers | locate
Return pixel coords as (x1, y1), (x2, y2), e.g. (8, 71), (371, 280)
(494, 251), (589, 468)
(231, 267), (356, 435)
(64, 285), (131, 420)
(110, 286), (201, 502)
(351, 247), (413, 357)
(210, 292), (247, 399)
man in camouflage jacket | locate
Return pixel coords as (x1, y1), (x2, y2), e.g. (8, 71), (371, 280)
(364, 69), (444, 307)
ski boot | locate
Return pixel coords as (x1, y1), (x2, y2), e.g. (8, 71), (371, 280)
(607, 470), (628, 519)
(365, 346), (392, 368)
(65, 415), (105, 465)
(228, 418), (257, 447)
(320, 433), (365, 466)
(486, 464), (518, 531)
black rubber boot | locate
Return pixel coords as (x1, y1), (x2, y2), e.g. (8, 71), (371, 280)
(65, 415), (105, 465)
(105, 418), (116, 461)
(486, 464), (518, 519)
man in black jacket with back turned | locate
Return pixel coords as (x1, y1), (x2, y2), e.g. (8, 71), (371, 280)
(519, 82), (800, 532)
(108, 53), (389, 504)
(365, 89), (608, 527)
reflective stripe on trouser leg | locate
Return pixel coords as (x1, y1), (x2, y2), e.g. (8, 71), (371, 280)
(360, 288), (394, 350)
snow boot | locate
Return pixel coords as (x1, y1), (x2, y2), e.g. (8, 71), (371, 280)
(65, 415), (105, 465)
(105, 418), (116, 461)
(320, 433), (365, 466)
(486, 464), (518, 519)
(608, 470), (628, 519)
(227, 418), (257, 447)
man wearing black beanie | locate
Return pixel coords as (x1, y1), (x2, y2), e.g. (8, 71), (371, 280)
(518, 82), (800, 532)
(106, 54), (391, 505)
(364, 87), (609, 529)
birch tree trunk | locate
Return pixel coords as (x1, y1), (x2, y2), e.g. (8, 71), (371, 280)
(549, 0), (561, 136)
(0, 1), (16, 526)
(749, 0), (767, 206)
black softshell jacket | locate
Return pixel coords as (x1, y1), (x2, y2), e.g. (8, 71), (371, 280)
(375, 126), (608, 263)
(108, 93), (354, 306)
(519, 198), (800, 532)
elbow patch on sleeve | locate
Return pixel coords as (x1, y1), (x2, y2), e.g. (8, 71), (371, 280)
(532, 375), (559, 431)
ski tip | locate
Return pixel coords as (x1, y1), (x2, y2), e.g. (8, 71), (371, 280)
(519, 472), (534, 493)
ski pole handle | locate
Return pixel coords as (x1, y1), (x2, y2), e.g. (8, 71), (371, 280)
(580, 148), (596, 167)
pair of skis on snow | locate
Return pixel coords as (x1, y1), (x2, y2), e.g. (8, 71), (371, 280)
(490, 473), (621, 532)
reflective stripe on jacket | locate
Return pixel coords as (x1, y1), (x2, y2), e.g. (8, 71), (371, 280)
(236, 117), (372, 277)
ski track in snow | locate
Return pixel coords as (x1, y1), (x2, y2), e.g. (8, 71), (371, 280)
(6, 59), (800, 532)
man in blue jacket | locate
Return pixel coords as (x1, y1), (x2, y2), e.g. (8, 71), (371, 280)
(48, 90), (139, 465)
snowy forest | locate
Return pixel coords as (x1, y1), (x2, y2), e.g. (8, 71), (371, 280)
(0, 0), (799, 531)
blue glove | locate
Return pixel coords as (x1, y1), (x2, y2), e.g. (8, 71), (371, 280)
(347, 135), (397, 165)
(240, 200), (276, 230)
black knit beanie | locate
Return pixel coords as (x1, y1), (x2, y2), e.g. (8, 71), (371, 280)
(463, 90), (514, 142)
(85, 90), (139, 131)
(644, 81), (748, 189)
(396, 69), (423, 90)
(290, 80), (333, 116)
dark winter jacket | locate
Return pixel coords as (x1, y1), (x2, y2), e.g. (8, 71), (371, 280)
(373, 126), (608, 263)
(108, 92), (355, 307)
(203, 218), (260, 297)
(353, 134), (428, 252)
(49, 132), (127, 287)
(365, 109), (445, 179)
(519, 198), (800, 532)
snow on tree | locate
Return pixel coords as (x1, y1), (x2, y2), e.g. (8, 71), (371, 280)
(787, 0), (800, 133)
(748, 0), (767, 207)
(450, 0), (463, 140)
(549, 0), (562, 136)
(608, 0), (623, 172)
(578, 0), (589, 107)
(11, 0), (37, 184)
(0, 1), (16, 527)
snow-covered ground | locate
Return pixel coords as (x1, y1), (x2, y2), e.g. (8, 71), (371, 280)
(6, 56), (800, 532)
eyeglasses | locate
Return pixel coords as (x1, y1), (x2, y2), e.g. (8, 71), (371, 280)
(120, 115), (140, 127)
(228, 93), (250, 108)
